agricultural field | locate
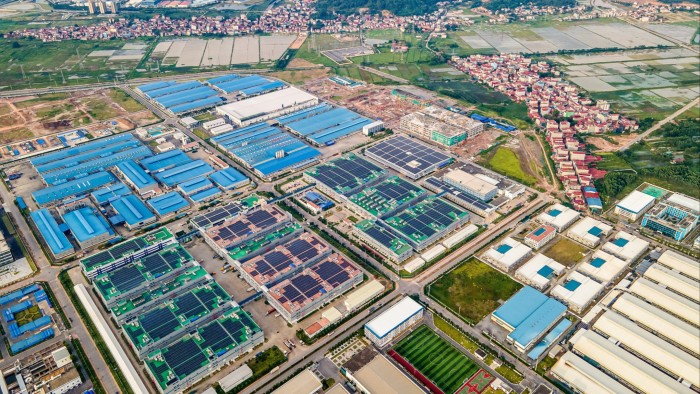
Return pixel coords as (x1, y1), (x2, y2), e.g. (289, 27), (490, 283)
(543, 237), (590, 267)
(393, 325), (480, 394)
(428, 257), (522, 324)
(551, 48), (700, 118)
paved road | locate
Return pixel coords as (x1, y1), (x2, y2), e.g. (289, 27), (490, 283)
(620, 97), (700, 151)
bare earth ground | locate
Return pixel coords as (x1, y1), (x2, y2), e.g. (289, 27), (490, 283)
(587, 134), (638, 152)
(286, 58), (322, 69)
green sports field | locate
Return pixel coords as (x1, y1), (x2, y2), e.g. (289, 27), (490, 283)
(393, 325), (479, 394)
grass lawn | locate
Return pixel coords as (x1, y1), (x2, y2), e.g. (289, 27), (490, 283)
(13, 93), (69, 109)
(495, 365), (524, 384)
(82, 99), (120, 120)
(429, 257), (522, 324)
(394, 325), (479, 394)
(542, 237), (589, 267)
(433, 315), (480, 353)
(108, 89), (145, 113)
(487, 147), (537, 186)
(14, 305), (41, 326)
(596, 152), (633, 171)
(247, 346), (287, 376)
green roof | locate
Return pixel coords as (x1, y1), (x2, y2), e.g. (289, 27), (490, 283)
(81, 227), (174, 273)
(123, 281), (231, 351)
(228, 222), (301, 261)
(355, 219), (413, 256)
(94, 244), (193, 302)
(145, 307), (262, 391)
(111, 265), (209, 318)
(385, 197), (469, 244)
(348, 176), (426, 217)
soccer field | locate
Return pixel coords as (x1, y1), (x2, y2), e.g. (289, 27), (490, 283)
(393, 325), (479, 394)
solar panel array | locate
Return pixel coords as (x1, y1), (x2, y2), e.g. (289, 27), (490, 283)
(354, 219), (412, 256)
(424, 177), (495, 213)
(385, 197), (469, 245)
(206, 206), (288, 250)
(349, 176), (426, 217)
(305, 154), (386, 196)
(82, 237), (148, 271)
(242, 233), (329, 287)
(365, 135), (452, 178)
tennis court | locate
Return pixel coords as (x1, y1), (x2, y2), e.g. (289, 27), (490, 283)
(393, 325), (479, 394)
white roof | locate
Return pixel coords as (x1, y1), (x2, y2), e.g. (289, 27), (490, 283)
(537, 203), (580, 230)
(577, 250), (628, 284)
(667, 193), (700, 213)
(219, 364), (253, 392)
(270, 369), (322, 394)
(594, 311), (700, 387)
(442, 224), (478, 248)
(421, 244), (446, 261)
(365, 297), (423, 339)
(612, 292), (700, 357)
(217, 87), (317, 121)
(601, 231), (649, 262)
(444, 170), (498, 196)
(515, 253), (565, 289)
(657, 250), (700, 281)
(483, 237), (531, 269)
(573, 330), (694, 394)
(567, 217), (612, 245)
(344, 280), (384, 311)
(551, 352), (635, 394)
(403, 257), (425, 273)
(353, 354), (425, 394)
(644, 263), (700, 303)
(551, 271), (603, 311)
(629, 277), (700, 326)
(616, 190), (655, 214)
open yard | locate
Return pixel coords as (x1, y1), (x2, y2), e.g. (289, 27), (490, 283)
(428, 257), (522, 324)
(484, 147), (537, 186)
(393, 325), (479, 394)
(14, 305), (41, 326)
(543, 237), (590, 267)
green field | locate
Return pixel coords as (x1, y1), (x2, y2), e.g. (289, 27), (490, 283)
(485, 147), (537, 186)
(429, 257), (522, 324)
(542, 237), (589, 267)
(394, 325), (479, 394)
(14, 305), (42, 326)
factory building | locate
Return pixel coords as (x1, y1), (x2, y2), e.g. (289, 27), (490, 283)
(515, 254), (565, 290)
(216, 87), (318, 127)
(400, 106), (484, 147)
(536, 203), (580, 231)
(576, 250), (628, 285)
(566, 217), (613, 248)
(614, 190), (656, 221)
(443, 169), (498, 201)
(601, 231), (649, 263)
(364, 297), (424, 348)
(482, 237), (532, 271)
(642, 193), (700, 241)
(551, 272), (604, 313)
(523, 225), (556, 250)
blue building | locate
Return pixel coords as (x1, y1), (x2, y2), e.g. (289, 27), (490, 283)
(148, 192), (190, 217)
(209, 168), (249, 190)
(110, 194), (156, 230)
(62, 208), (114, 249)
(115, 160), (158, 194)
(32, 171), (116, 207)
(30, 209), (74, 259)
(642, 195), (699, 241)
(492, 286), (567, 352)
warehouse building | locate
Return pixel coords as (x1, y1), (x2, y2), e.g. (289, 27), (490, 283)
(140, 149), (192, 172)
(656, 249), (700, 281)
(61, 207), (114, 249)
(515, 253), (565, 290)
(567, 217), (612, 248)
(353, 220), (413, 264)
(347, 176), (426, 219)
(577, 250), (628, 284)
(601, 231), (649, 262)
(365, 297), (424, 347)
(80, 226), (176, 279)
(343, 348), (425, 394)
(551, 351), (635, 394)
(115, 160), (158, 195)
(110, 194), (157, 230)
(536, 203), (580, 231)
(491, 286), (567, 352)
(551, 272), (604, 313)
(270, 369), (322, 394)
(643, 263), (699, 303)
(209, 168), (249, 190)
(482, 237), (532, 271)
(343, 280), (384, 312)
(629, 277), (699, 326)
(614, 190), (656, 221)
(443, 169), (498, 201)
(304, 154), (386, 200)
(571, 329), (694, 394)
(91, 182), (131, 205)
(148, 191), (191, 218)
(523, 225), (556, 250)
(30, 209), (75, 259)
(593, 310), (700, 388)
(642, 193), (699, 241)
(216, 87), (318, 126)
(32, 171), (117, 207)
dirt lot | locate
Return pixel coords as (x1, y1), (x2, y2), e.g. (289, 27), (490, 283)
(586, 134), (638, 152)
(453, 128), (503, 159)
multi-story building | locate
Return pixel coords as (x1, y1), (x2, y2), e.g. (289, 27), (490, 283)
(0, 343), (82, 394)
(443, 169), (498, 201)
(0, 234), (14, 267)
(400, 106), (484, 147)
(365, 297), (424, 347)
(614, 190), (656, 221)
(642, 193), (699, 241)
(524, 225), (557, 250)
(353, 219), (413, 264)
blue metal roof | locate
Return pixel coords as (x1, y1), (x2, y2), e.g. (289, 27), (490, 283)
(154, 160), (215, 187)
(30, 134), (134, 167)
(526, 318), (572, 360)
(148, 192), (190, 216)
(91, 182), (131, 205)
(110, 194), (155, 227)
(62, 207), (113, 244)
(35, 138), (141, 174)
(41, 146), (153, 186)
(30, 209), (73, 256)
(508, 298), (566, 349)
(138, 81), (177, 93)
(209, 168), (248, 189)
(189, 187), (222, 203)
(146, 81), (202, 99)
(116, 160), (157, 190)
(492, 286), (548, 328)
(140, 150), (192, 172)
(178, 176), (214, 195)
(254, 146), (320, 177)
(212, 75), (270, 93)
(207, 74), (240, 85)
(169, 96), (223, 114)
(32, 171), (116, 206)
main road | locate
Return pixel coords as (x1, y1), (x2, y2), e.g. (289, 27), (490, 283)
(619, 97), (700, 151)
